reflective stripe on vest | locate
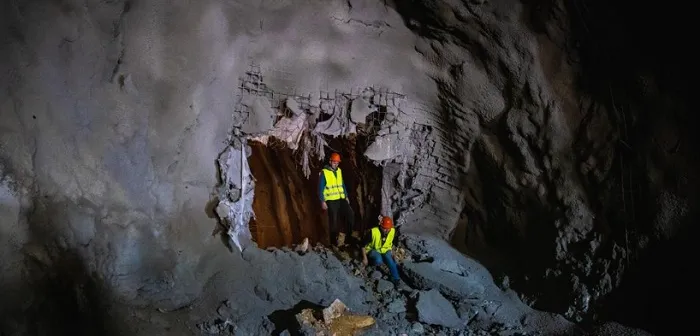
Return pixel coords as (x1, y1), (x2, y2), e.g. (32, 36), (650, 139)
(322, 168), (345, 201)
(365, 227), (394, 254)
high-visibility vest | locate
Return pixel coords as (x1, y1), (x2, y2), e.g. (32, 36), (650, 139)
(364, 227), (395, 254)
(322, 168), (345, 201)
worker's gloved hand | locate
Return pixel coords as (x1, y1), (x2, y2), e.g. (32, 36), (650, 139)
(321, 201), (328, 210)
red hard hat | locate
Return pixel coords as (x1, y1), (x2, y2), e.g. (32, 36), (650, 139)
(380, 216), (393, 229)
(330, 152), (341, 162)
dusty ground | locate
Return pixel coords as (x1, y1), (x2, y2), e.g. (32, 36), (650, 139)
(81, 235), (653, 336)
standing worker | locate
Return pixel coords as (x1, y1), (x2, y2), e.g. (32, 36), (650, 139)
(319, 152), (355, 248)
(362, 216), (400, 286)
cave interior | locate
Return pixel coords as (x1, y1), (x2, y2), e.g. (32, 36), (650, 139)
(247, 132), (384, 248)
(1, 0), (698, 335)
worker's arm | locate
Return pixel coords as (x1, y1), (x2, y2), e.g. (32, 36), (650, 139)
(361, 230), (372, 265)
(318, 172), (326, 203)
(362, 246), (369, 265)
(342, 181), (349, 200)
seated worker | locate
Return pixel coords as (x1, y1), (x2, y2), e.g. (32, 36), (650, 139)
(362, 216), (400, 286)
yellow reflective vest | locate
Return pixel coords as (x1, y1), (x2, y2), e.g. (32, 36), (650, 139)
(364, 227), (395, 254)
(322, 168), (346, 201)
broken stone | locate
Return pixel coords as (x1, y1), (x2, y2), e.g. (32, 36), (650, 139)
(402, 261), (486, 300)
(294, 237), (310, 254)
(364, 133), (402, 161)
(456, 301), (479, 324)
(296, 309), (323, 330)
(416, 289), (462, 329)
(411, 322), (425, 334)
(337, 232), (346, 247)
(196, 318), (235, 335)
(314, 111), (345, 136)
(435, 259), (468, 276)
(392, 246), (410, 262)
(590, 322), (655, 336)
(350, 97), (373, 123)
(296, 299), (375, 336)
(376, 279), (394, 293)
(386, 299), (407, 314)
(285, 97), (303, 116)
(322, 299), (348, 323)
(240, 95), (276, 134)
(250, 109), (309, 150)
(215, 202), (232, 221)
(330, 315), (375, 335)
(217, 300), (233, 317)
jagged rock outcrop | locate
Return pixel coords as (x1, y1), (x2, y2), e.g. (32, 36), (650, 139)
(0, 0), (693, 334)
(388, 2), (698, 333)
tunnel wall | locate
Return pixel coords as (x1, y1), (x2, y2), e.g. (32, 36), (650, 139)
(0, 0), (436, 311)
(561, 0), (698, 333)
(246, 134), (384, 248)
(0, 0), (694, 332)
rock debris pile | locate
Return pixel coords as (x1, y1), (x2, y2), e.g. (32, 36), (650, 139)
(195, 235), (652, 336)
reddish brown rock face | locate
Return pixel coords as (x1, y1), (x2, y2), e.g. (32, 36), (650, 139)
(248, 139), (327, 248)
(248, 135), (383, 248)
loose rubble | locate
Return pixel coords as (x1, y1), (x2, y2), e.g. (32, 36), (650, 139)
(295, 299), (375, 335)
(194, 234), (655, 336)
(416, 289), (462, 329)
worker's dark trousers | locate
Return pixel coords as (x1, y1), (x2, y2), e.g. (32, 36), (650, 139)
(326, 199), (354, 244)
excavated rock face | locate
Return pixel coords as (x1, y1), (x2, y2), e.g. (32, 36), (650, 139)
(561, 1), (698, 333)
(388, 1), (697, 333)
(0, 0), (693, 334)
(385, 0), (607, 320)
(246, 135), (383, 248)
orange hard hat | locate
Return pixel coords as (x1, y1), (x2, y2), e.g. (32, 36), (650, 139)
(380, 216), (393, 229)
(329, 152), (341, 162)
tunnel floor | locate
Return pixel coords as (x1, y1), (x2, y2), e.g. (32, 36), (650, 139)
(247, 135), (383, 248)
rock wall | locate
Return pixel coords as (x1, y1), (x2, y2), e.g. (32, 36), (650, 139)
(380, 0), (606, 320)
(561, 0), (698, 333)
(0, 0), (694, 333)
(247, 139), (327, 247)
(0, 0), (438, 314)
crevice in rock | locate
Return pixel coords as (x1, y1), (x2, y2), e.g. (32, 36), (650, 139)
(247, 133), (383, 249)
(108, 1), (130, 84)
(247, 137), (326, 248)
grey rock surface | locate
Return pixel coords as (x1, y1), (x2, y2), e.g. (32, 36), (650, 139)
(403, 261), (486, 300)
(376, 279), (394, 294)
(0, 0), (684, 335)
(416, 289), (462, 328)
(401, 234), (578, 335)
(589, 322), (656, 336)
(411, 322), (425, 334)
